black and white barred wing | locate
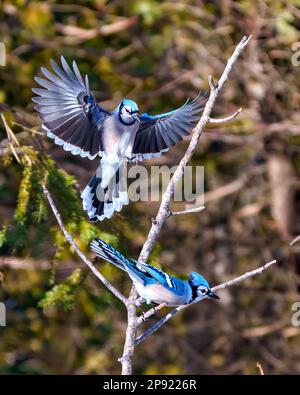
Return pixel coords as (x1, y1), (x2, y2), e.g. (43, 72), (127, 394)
(138, 262), (186, 296)
(32, 56), (110, 159)
(131, 93), (206, 160)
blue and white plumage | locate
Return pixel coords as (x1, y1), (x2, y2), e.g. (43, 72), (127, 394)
(32, 57), (206, 221)
(90, 238), (219, 306)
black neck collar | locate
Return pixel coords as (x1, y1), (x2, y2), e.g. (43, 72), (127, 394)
(188, 281), (198, 303)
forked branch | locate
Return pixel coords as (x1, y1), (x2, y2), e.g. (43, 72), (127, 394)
(120, 34), (253, 375)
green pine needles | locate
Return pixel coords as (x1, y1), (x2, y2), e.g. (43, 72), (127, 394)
(0, 118), (119, 311)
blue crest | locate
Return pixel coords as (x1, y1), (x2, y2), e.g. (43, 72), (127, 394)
(189, 272), (210, 288)
(122, 98), (139, 113)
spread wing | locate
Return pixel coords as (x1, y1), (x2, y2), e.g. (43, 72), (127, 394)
(32, 56), (111, 159)
(131, 93), (206, 160)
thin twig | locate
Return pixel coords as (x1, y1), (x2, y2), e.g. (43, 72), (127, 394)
(256, 362), (265, 375)
(135, 259), (277, 346)
(290, 235), (300, 246)
(0, 113), (32, 166)
(0, 256), (80, 272)
(204, 173), (248, 203)
(208, 108), (242, 124)
(168, 206), (205, 217)
(211, 260), (276, 292)
(43, 185), (128, 305)
(12, 121), (44, 135)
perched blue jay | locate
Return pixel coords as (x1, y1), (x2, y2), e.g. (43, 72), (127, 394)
(90, 238), (219, 306)
(32, 57), (206, 221)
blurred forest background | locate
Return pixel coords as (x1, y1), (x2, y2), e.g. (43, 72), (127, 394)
(0, 0), (300, 375)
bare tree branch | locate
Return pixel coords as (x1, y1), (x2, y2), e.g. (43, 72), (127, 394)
(0, 256), (76, 271)
(42, 185), (128, 305)
(208, 107), (242, 124)
(55, 17), (137, 43)
(135, 259), (277, 346)
(256, 362), (265, 375)
(0, 113), (32, 166)
(290, 235), (300, 246)
(204, 173), (248, 203)
(120, 35), (252, 374)
(167, 206), (205, 217)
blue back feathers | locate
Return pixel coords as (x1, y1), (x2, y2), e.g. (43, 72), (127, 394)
(138, 262), (184, 294)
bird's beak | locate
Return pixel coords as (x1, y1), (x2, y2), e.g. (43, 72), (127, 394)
(208, 290), (220, 300)
(133, 113), (140, 123)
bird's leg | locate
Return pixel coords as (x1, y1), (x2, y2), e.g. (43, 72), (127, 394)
(153, 303), (166, 316)
(138, 304), (151, 322)
(139, 302), (167, 322)
(135, 297), (150, 319)
(135, 297), (146, 307)
(140, 309), (148, 322)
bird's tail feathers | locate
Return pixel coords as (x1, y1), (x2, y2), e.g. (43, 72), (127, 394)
(90, 238), (130, 271)
(99, 155), (121, 189)
(81, 165), (129, 222)
(90, 239), (150, 285)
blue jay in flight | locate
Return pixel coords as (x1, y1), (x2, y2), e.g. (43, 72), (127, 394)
(90, 238), (219, 306)
(33, 57), (206, 221)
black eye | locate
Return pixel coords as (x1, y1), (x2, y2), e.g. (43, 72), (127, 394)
(199, 287), (207, 294)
